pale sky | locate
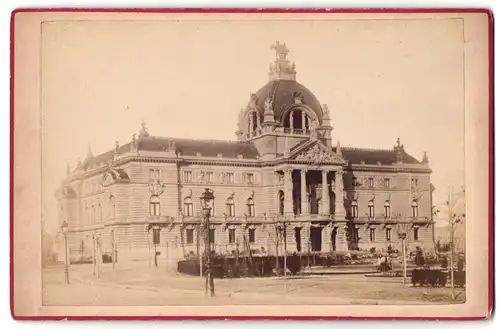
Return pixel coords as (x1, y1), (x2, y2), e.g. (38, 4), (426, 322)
(41, 17), (465, 233)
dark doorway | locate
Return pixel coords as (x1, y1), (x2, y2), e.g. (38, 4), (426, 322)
(294, 227), (302, 252)
(310, 226), (322, 252)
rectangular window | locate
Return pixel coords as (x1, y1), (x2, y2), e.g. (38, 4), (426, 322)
(150, 202), (160, 216)
(228, 229), (236, 244)
(152, 229), (160, 245)
(227, 203), (235, 217)
(384, 178), (390, 188)
(368, 178), (374, 188)
(351, 205), (358, 218)
(411, 178), (419, 187)
(186, 229), (194, 244)
(248, 228), (256, 243)
(246, 173), (255, 184)
(227, 172), (234, 183)
(413, 227), (419, 241)
(386, 228), (391, 241)
(354, 228), (360, 242)
(149, 169), (161, 181)
(184, 171), (192, 183)
(209, 228), (215, 244)
(370, 228), (376, 242)
(184, 203), (193, 217)
(206, 172), (214, 183)
(368, 205), (375, 217)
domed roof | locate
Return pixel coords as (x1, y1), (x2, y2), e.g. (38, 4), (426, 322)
(252, 79), (324, 122)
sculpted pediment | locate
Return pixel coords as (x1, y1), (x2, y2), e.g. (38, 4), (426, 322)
(290, 141), (344, 165)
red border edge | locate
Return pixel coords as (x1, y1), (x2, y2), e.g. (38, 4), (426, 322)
(9, 7), (494, 321)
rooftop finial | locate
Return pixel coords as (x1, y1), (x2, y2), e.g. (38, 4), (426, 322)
(336, 140), (342, 155)
(422, 151), (429, 164)
(139, 119), (150, 138)
(394, 137), (404, 163)
(86, 144), (93, 159)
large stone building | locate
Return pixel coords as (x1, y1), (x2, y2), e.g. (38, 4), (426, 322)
(55, 42), (434, 264)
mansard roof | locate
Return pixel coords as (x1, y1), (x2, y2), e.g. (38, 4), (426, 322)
(83, 136), (261, 170)
(140, 137), (261, 159)
(289, 140), (420, 165)
(335, 146), (421, 165)
(81, 135), (420, 171)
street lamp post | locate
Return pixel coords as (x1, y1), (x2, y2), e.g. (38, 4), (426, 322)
(95, 232), (101, 278)
(397, 231), (407, 286)
(446, 186), (465, 300)
(200, 188), (215, 298)
(61, 221), (70, 284)
(152, 225), (161, 267)
(110, 229), (116, 275)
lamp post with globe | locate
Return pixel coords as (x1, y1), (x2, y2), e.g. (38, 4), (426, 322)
(199, 188), (216, 297)
(60, 221), (70, 284)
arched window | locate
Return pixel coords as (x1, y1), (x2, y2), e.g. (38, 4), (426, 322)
(351, 201), (358, 218)
(226, 197), (235, 217)
(84, 203), (89, 225)
(278, 190), (285, 215)
(411, 200), (419, 217)
(284, 109), (311, 133)
(184, 197), (193, 217)
(109, 196), (116, 219)
(384, 201), (391, 218)
(247, 111), (259, 135)
(97, 204), (102, 223)
(247, 198), (255, 217)
(368, 200), (375, 218)
(149, 196), (160, 216)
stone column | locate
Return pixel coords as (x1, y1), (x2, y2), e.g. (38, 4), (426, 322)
(300, 169), (309, 215)
(284, 168), (293, 215)
(249, 113), (254, 134)
(289, 111), (294, 132)
(321, 170), (330, 215)
(335, 169), (346, 219)
(301, 111), (306, 133)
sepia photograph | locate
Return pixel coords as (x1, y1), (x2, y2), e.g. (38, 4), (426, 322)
(11, 9), (491, 319)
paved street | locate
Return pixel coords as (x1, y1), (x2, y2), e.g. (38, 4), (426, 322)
(42, 262), (466, 306)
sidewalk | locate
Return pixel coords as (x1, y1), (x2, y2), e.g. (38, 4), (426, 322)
(44, 262), (464, 305)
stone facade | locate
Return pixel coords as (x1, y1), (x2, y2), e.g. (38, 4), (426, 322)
(55, 42), (434, 265)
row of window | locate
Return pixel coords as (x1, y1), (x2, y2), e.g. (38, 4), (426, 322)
(351, 178), (419, 189)
(181, 226), (420, 245)
(350, 200), (419, 218)
(183, 171), (255, 184)
(83, 196), (116, 224)
(83, 180), (104, 195)
(182, 196), (256, 217)
(352, 177), (391, 188)
(185, 228), (256, 245)
(353, 227), (420, 242)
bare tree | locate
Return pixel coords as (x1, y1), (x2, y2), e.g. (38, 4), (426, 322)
(393, 214), (433, 286)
